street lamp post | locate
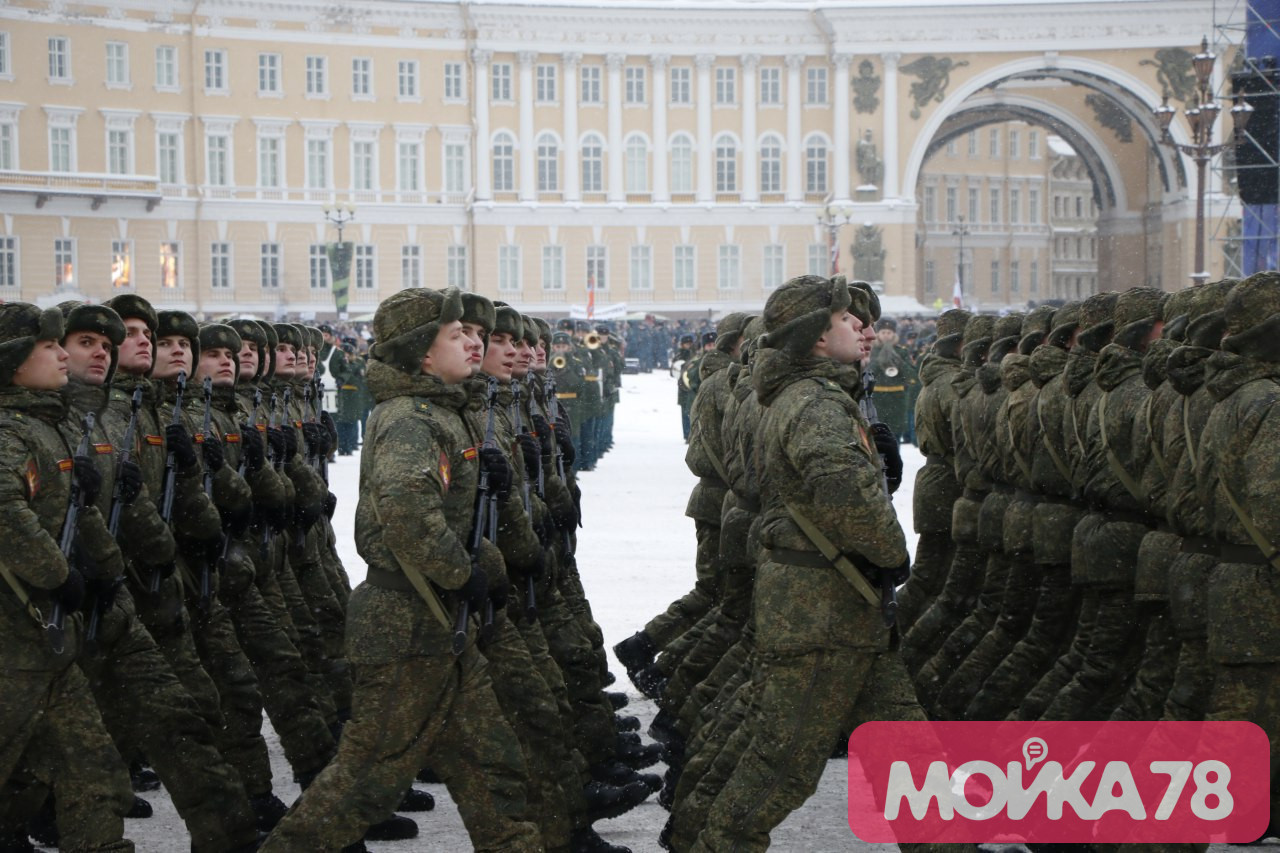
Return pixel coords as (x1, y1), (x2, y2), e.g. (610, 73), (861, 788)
(322, 202), (356, 319)
(819, 201), (855, 276)
(1153, 36), (1254, 285)
(323, 202), (356, 242)
(952, 216), (970, 301)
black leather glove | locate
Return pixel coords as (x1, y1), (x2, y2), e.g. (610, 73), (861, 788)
(554, 420), (576, 467)
(72, 456), (102, 507)
(267, 427), (287, 463)
(320, 410), (337, 442)
(530, 415), (554, 457)
(517, 433), (541, 476)
(277, 426), (298, 462)
(240, 425), (265, 473)
(323, 491), (337, 520)
(260, 503), (288, 534)
(146, 560), (177, 581)
(201, 434), (225, 473)
(222, 503), (252, 537)
(488, 570), (510, 612)
(166, 423), (197, 470)
(479, 447), (512, 500)
(117, 460), (143, 505)
(302, 422), (327, 458)
(870, 422), (903, 495)
(88, 575), (122, 611)
(55, 568), (85, 612)
(887, 557), (911, 586)
(294, 501), (323, 531)
(70, 539), (107, 582)
(460, 565), (488, 614)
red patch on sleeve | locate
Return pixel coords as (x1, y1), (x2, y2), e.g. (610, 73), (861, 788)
(57, 458), (73, 473)
(144, 434), (164, 446)
(462, 447), (478, 461)
(93, 443), (113, 455)
(224, 433), (241, 444)
(438, 451), (451, 492)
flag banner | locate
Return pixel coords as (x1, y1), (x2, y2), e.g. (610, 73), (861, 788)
(328, 241), (354, 318)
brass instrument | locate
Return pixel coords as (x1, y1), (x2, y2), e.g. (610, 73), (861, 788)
(551, 354), (568, 369)
(583, 332), (603, 349)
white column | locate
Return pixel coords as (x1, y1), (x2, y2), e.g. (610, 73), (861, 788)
(518, 51), (537, 202)
(740, 54), (759, 203)
(785, 54), (804, 202)
(695, 54), (714, 203)
(651, 54), (670, 203)
(473, 49), (492, 200)
(832, 53), (852, 202)
(882, 52), (901, 199)
(606, 53), (625, 203)
(563, 52), (581, 202)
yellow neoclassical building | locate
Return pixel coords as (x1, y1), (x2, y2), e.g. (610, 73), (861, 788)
(0, 0), (1236, 318)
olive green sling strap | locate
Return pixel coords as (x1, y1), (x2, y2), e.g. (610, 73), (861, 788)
(782, 499), (881, 608)
(369, 498), (454, 632)
(0, 563), (46, 630)
(1145, 398), (1168, 479)
(1036, 401), (1074, 489)
(1218, 475), (1280, 571)
(1097, 391), (1145, 503)
(1005, 403), (1035, 486)
(1183, 396), (1199, 471)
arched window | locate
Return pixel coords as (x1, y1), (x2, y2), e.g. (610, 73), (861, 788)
(536, 132), (558, 192)
(492, 132), (515, 192)
(670, 134), (693, 194)
(581, 133), (604, 193)
(805, 134), (827, 194)
(625, 134), (648, 193)
(714, 133), (737, 193)
(759, 134), (782, 194)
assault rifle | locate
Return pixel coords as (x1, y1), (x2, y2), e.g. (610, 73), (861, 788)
(312, 377), (329, 484)
(456, 376), (501, 654)
(511, 383), (538, 622)
(150, 371), (186, 595)
(260, 392), (281, 559)
(197, 376), (215, 612)
(861, 370), (898, 628)
(86, 387), (143, 649)
(48, 412), (95, 654)
(543, 373), (574, 555)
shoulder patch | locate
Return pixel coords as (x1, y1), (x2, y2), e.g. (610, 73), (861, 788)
(416, 401), (431, 414)
(93, 443), (113, 455)
(24, 459), (38, 499)
(438, 450), (451, 492)
(462, 446), (478, 461)
(144, 434), (164, 446)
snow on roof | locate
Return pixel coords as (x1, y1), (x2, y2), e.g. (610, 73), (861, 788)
(1047, 135), (1077, 157)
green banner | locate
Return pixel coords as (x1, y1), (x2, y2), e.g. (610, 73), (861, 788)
(327, 241), (354, 318)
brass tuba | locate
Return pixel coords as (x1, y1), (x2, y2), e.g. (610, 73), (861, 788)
(551, 354), (568, 369)
(583, 332), (603, 349)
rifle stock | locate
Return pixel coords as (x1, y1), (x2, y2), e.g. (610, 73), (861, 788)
(48, 412), (95, 654)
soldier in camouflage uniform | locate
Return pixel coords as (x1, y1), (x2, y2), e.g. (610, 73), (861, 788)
(868, 318), (917, 441)
(261, 287), (541, 852)
(0, 303), (135, 852)
(895, 308), (971, 632)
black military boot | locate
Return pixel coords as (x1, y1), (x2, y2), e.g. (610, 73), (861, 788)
(613, 631), (657, 674)
(398, 787), (435, 811)
(658, 764), (682, 811)
(616, 733), (665, 770)
(364, 815), (418, 841)
(26, 799), (56, 848)
(416, 765), (441, 784)
(648, 708), (680, 745)
(0, 831), (33, 853)
(615, 714), (641, 732)
(126, 795), (153, 818)
(631, 664), (667, 700)
(606, 691), (629, 710)
(249, 792), (289, 832)
(339, 843), (368, 853)
(583, 780), (651, 821)
(129, 762), (161, 792)
(590, 760), (661, 792)
(571, 826), (632, 853)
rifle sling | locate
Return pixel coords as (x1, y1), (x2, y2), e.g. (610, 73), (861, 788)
(1036, 401), (1075, 489)
(1098, 392), (1146, 504)
(0, 564), (45, 630)
(368, 499), (453, 632)
(1005, 406), (1034, 486)
(1183, 396), (1199, 471)
(1218, 474), (1280, 572)
(781, 499), (880, 609)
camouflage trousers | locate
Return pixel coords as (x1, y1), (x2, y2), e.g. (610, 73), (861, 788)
(643, 518), (720, 650)
(898, 459), (963, 633)
(538, 580), (617, 767)
(1207, 662), (1280, 826)
(77, 591), (259, 852)
(0, 658), (134, 852)
(288, 526), (353, 716)
(264, 533), (340, 728)
(259, 649), (542, 853)
(1161, 552), (1216, 721)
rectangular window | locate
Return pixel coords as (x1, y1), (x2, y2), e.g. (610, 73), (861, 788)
(309, 244), (329, 289)
(0, 123), (12, 170)
(542, 245), (564, 291)
(49, 126), (72, 172)
(967, 188), (979, 223)
(808, 243), (826, 276)
(1008, 130), (1020, 159)
(990, 259), (1000, 294)
(1028, 130), (1040, 159)
(1029, 260), (1039, 294)
(673, 245), (695, 291)
(581, 65), (601, 104)
(989, 128), (1000, 158)
(1010, 188), (1021, 224)
(715, 66), (736, 104)
(924, 259), (936, 295)
(945, 186), (957, 222)
(107, 128), (130, 175)
(306, 56), (328, 96)
(351, 140), (373, 191)
(0, 237), (18, 289)
(967, 130), (978, 156)
(492, 63), (512, 100)
(397, 60), (418, 99)
(536, 64), (556, 102)
(210, 242), (231, 289)
(1010, 260), (1021, 294)
(444, 142), (466, 194)
(261, 243), (280, 289)
(352, 58), (371, 97)
(1028, 189), (1040, 224)
(806, 67), (827, 104)
(670, 66), (691, 104)
(444, 62), (464, 100)
(204, 49), (226, 92)
(924, 186), (936, 222)
(989, 187), (1000, 224)
(630, 245), (652, 291)
(355, 244), (375, 290)
(307, 138), (330, 190)
(258, 53), (280, 94)
(446, 245), (467, 289)
(111, 239), (131, 289)
(157, 132), (179, 183)
(49, 36), (69, 81)
(718, 245), (740, 290)
(0, 32), (10, 78)
(945, 139), (957, 156)
(155, 45), (177, 89)
(401, 245), (421, 289)
(625, 67), (646, 104)
(759, 66), (780, 104)
(498, 245), (521, 292)
(762, 244), (784, 291)
(586, 245), (607, 291)
(397, 141), (420, 191)
(106, 42), (129, 86)
(159, 242), (179, 289)
(54, 238), (74, 289)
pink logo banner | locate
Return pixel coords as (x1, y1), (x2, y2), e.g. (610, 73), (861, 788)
(847, 721), (1269, 844)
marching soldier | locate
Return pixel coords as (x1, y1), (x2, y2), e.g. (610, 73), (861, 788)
(868, 318), (917, 442)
